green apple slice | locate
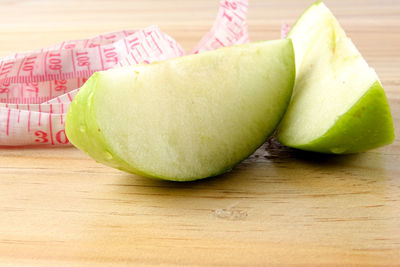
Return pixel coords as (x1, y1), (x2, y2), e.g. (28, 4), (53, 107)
(66, 39), (295, 181)
(276, 1), (395, 154)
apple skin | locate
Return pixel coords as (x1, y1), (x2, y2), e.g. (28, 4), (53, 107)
(66, 39), (295, 181)
(275, 1), (395, 154)
(277, 81), (394, 154)
(65, 73), (151, 177)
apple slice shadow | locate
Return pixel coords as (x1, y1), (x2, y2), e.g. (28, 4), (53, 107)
(111, 138), (388, 210)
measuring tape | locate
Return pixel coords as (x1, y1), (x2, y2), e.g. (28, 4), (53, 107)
(0, 0), (248, 146)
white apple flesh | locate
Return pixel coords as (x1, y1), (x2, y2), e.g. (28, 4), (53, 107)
(276, 1), (395, 154)
(66, 39), (295, 181)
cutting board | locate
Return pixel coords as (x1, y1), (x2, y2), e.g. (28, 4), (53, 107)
(0, 0), (399, 265)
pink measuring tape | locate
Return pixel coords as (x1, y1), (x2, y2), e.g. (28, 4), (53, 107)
(0, 0), (248, 146)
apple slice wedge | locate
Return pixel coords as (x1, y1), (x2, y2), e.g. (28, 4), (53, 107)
(66, 39), (295, 181)
(276, 1), (395, 154)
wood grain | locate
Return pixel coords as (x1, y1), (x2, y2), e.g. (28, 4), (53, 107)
(0, 0), (399, 265)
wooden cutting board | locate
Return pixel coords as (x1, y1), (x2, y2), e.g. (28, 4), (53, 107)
(0, 0), (399, 265)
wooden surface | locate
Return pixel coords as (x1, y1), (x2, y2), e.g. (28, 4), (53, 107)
(1, 0), (400, 265)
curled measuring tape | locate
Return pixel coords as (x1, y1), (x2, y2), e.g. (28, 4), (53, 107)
(0, 0), (248, 146)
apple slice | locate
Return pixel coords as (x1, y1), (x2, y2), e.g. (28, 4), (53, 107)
(276, 1), (395, 154)
(66, 39), (295, 181)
